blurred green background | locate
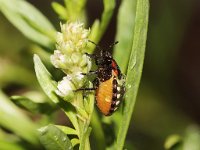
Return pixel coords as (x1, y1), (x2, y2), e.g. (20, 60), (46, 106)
(0, 0), (200, 149)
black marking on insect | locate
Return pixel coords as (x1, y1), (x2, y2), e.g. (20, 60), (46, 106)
(76, 40), (126, 116)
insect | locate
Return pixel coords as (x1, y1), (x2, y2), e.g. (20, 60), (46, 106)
(77, 40), (126, 116)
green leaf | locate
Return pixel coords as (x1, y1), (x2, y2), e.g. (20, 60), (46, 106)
(88, 0), (115, 53)
(0, 59), (37, 88)
(63, 0), (87, 21)
(11, 95), (55, 114)
(0, 141), (26, 150)
(0, 0), (56, 47)
(165, 135), (182, 150)
(91, 110), (106, 150)
(71, 138), (79, 147)
(164, 126), (200, 150)
(75, 106), (89, 119)
(100, 0), (115, 34)
(87, 20), (100, 53)
(114, 0), (149, 149)
(38, 124), (73, 150)
(0, 90), (39, 145)
(33, 54), (59, 104)
(183, 126), (200, 150)
(51, 2), (67, 20)
(33, 55), (79, 133)
(113, 0), (137, 73)
(55, 125), (78, 135)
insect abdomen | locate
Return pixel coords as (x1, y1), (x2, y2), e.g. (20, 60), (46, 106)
(95, 76), (114, 116)
(95, 75), (121, 116)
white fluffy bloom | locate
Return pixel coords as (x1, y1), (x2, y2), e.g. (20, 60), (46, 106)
(58, 22), (90, 53)
(56, 77), (75, 101)
(50, 22), (91, 77)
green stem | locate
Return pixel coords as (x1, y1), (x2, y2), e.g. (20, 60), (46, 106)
(78, 93), (94, 150)
(79, 122), (91, 150)
(84, 128), (91, 150)
(91, 110), (106, 150)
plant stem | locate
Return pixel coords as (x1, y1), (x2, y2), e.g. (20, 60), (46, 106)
(79, 121), (91, 150)
(78, 93), (94, 150)
(91, 110), (106, 150)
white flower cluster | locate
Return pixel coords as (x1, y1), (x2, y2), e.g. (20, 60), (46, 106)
(51, 22), (91, 74)
(50, 22), (91, 100)
(57, 22), (89, 53)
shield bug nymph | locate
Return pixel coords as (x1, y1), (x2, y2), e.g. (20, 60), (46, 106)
(77, 40), (126, 116)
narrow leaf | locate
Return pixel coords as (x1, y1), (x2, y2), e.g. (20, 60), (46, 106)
(75, 106), (89, 119)
(164, 135), (182, 150)
(56, 125), (78, 135)
(52, 2), (67, 20)
(91, 110), (106, 150)
(38, 124), (73, 150)
(33, 54), (59, 104)
(0, 0), (56, 47)
(115, 0), (149, 149)
(87, 20), (100, 53)
(33, 55), (79, 132)
(183, 126), (200, 150)
(71, 138), (79, 147)
(0, 59), (37, 88)
(100, 0), (115, 33)
(0, 141), (26, 150)
(88, 0), (115, 53)
(0, 90), (39, 145)
(11, 95), (55, 114)
(113, 0), (137, 73)
(64, 0), (87, 21)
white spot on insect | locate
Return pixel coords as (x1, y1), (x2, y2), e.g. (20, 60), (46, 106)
(114, 107), (118, 111)
(116, 100), (120, 106)
(117, 94), (120, 99)
(117, 86), (121, 91)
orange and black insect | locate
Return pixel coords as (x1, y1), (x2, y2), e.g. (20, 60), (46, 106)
(77, 41), (126, 116)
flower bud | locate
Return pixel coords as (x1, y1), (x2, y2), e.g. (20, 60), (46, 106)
(56, 76), (75, 102)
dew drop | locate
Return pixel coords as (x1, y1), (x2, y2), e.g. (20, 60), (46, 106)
(130, 54), (137, 70)
(127, 84), (132, 89)
(54, 135), (58, 141)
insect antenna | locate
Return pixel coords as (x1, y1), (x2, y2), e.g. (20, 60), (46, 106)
(108, 41), (119, 51)
(88, 40), (103, 51)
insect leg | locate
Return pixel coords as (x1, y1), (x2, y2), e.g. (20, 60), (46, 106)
(85, 52), (95, 58)
(74, 78), (99, 92)
(81, 70), (98, 76)
(74, 87), (96, 92)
